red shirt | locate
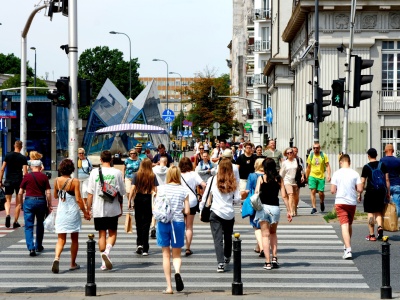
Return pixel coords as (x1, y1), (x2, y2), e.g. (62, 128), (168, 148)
(20, 172), (51, 197)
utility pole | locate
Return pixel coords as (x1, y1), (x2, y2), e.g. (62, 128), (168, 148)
(313, 0), (320, 142)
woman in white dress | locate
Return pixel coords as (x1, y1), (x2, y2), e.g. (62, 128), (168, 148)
(52, 159), (91, 273)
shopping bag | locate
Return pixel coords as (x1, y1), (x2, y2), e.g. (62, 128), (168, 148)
(124, 211), (133, 233)
(0, 188), (5, 211)
(43, 211), (56, 233)
(382, 202), (398, 232)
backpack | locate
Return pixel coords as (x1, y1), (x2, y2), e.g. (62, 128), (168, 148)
(309, 151), (326, 172)
(366, 161), (387, 191)
(152, 186), (174, 223)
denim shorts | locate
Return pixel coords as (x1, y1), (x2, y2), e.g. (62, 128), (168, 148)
(157, 221), (185, 248)
(255, 204), (280, 224)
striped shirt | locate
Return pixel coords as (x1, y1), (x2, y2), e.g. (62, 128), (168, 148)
(162, 183), (189, 222)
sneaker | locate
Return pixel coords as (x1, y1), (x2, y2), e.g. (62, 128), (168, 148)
(224, 257), (231, 264)
(101, 252), (113, 270)
(142, 252), (149, 256)
(150, 227), (156, 239)
(51, 259), (59, 273)
(343, 251), (352, 260)
(320, 202), (325, 212)
(311, 208), (317, 214)
(29, 250), (37, 257)
(5, 215), (10, 228)
(100, 265), (108, 271)
(136, 246), (143, 255)
(13, 221), (21, 228)
(377, 226), (383, 240)
(217, 263), (225, 273)
(263, 262), (272, 270)
(366, 234), (377, 241)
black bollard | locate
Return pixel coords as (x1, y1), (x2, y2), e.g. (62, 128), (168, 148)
(85, 234), (97, 296)
(381, 236), (392, 299)
(232, 232), (243, 295)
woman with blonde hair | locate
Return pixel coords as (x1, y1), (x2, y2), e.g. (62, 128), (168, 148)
(128, 158), (158, 256)
(201, 158), (240, 273)
(280, 147), (299, 216)
(157, 166), (189, 294)
(29, 151), (44, 171)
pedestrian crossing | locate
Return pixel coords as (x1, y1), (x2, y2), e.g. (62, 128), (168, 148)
(0, 227), (17, 238)
(0, 218), (369, 293)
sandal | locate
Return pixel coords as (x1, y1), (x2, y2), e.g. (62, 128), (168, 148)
(69, 264), (80, 271)
(185, 249), (193, 256)
(259, 250), (265, 258)
(272, 256), (279, 268)
(51, 259), (60, 274)
(366, 234), (377, 241)
(263, 262), (272, 270)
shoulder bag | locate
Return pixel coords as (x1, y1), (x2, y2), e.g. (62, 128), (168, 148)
(181, 176), (202, 202)
(200, 176), (215, 223)
(99, 166), (119, 202)
(250, 176), (264, 211)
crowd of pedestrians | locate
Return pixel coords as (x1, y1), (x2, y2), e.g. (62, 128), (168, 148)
(2, 138), (400, 294)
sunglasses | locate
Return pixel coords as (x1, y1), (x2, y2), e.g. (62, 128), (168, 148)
(78, 152), (84, 154)
(199, 148), (204, 150)
(287, 152), (293, 154)
(130, 153), (136, 155)
(313, 147), (320, 150)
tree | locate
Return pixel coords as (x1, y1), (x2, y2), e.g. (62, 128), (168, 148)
(0, 53), (34, 76)
(1, 74), (48, 96)
(186, 71), (235, 140)
(78, 46), (144, 100)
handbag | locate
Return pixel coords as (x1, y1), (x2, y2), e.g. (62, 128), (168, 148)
(99, 166), (118, 202)
(124, 210), (133, 233)
(242, 192), (255, 218)
(382, 202), (398, 232)
(295, 158), (305, 188)
(250, 193), (263, 211)
(0, 187), (5, 211)
(200, 176), (215, 223)
(181, 176), (202, 202)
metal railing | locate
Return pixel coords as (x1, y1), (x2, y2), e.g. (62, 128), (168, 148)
(378, 90), (400, 111)
(254, 40), (271, 52)
(247, 44), (254, 55)
(254, 74), (267, 86)
(253, 9), (271, 20)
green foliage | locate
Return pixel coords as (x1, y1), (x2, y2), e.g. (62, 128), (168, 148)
(186, 71), (234, 140)
(171, 111), (185, 137)
(78, 46), (144, 100)
(0, 53), (34, 76)
(1, 74), (48, 96)
(78, 106), (91, 120)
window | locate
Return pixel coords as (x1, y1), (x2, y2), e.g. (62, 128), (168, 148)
(381, 127), (400, 157)
(382, 41), (400, 91)
(174, 104), (178, 111)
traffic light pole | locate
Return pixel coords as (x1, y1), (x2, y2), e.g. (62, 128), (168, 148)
(313, 0), (320, 142)
(342, 0), (357, 155)
(68, 0), (79, 178)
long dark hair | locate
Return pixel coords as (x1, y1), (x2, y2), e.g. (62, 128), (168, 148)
(262, 158), (281, 185)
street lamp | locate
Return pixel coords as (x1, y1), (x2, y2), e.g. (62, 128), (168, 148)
(169, 71), (183, 150)
(30, 47), (36, 95)
(152, 59), (169, 110)
(110, 31), (132, 99)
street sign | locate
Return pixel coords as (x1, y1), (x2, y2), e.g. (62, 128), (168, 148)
(0, 110), (17, 119)
(266, 107), (273, 124)
(203, 128), (209, 133)
(162, 109), (175, 123)
(177, 131), (183, 137)
(244, 122), (252, 130)
(183, 120), (192, 126)
(213, 129), (220, 136)
(213, 122), (220, 129)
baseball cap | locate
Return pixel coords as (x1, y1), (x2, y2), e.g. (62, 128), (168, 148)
(367, 148), (377, 158)
(222, 149), (233, 158)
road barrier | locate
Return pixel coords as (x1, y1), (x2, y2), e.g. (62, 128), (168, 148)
(232, 232), (243, 295)
(381, 236), (392, 299)
(85, 234), (97, 296)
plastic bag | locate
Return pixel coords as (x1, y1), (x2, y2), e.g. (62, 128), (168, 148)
(43, 211), (56, 233)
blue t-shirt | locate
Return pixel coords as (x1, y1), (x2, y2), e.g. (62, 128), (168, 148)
(380, 156), (400, 186)
(245, 173), (263, 194)
(124, 158), (141, 179)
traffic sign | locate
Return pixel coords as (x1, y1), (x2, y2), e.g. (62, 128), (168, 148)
(0, 110), (17, 119)
(244, 122), (252, 130)
(203, 128), (209, 133)
(266, 107), (273, 124)
(162, 109), (175, 123)
(213, 129), (220, 136)
(213, 122), (220, 129)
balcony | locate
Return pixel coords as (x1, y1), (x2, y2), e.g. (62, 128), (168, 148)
(254, 74), (267, 86)
(254, 40), (271, 52)
(378, 90), (400, 111)
(253, 8), (271, 20)
(246, 76), (254, 87)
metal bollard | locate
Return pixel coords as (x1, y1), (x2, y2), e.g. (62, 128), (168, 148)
(381, 236), (392, 299)
(232, 232), (243, 295)
(85, 234), (97, 296)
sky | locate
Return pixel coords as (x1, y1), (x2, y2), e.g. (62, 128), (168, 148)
(0, 0), (232, 81)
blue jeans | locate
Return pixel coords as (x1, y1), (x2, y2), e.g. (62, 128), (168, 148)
(390, 185), (400, 217)
(23, 197), (47, 251)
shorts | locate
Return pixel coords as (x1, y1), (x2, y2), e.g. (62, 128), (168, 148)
(189, 202), (199, 215)
(4, 180), (21, 195)
(308, 176), (325, 192)
(79, 178), (89, 199)
(239, 179), (247, 192)
(94, 216), (119, 231)
(254, 204), (280, 224)
(157, 221), (185, 248)
(284, 184), (298, 195)
(124, 178), (133, 194)
(335, 204), (356, 225)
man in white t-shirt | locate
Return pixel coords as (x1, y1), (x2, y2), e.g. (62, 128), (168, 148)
(87, 150), (125, 271)
(330, 154), (363, 260)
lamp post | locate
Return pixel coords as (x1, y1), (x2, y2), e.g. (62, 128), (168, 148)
(152, 59), (169, 110)
(110, 31), (132, 99)
(30, 47), (36, 95)
(169, 71), (183, 149)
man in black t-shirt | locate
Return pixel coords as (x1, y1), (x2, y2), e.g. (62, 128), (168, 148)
(152, 144), (173, 167)
(235, 142), (257, 193)
(0, 141), (28, 228)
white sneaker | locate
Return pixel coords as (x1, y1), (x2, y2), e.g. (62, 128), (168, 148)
(343, 251), (352, 260)
(101, 252), (113, 269)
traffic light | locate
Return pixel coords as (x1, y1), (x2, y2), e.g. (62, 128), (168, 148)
(47, 0), (62, 20)
(351, 55), (374, 107)
(27, 102), (34, 120)
(306, 103), (314, 123)
(47, 77), (70, 107)
(331, 78), (345, 108)
(79, 78), (92, 106)
(317, 88), (331, 122)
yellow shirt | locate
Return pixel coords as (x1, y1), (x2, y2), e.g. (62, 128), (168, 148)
(307, 153), (329, 179)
